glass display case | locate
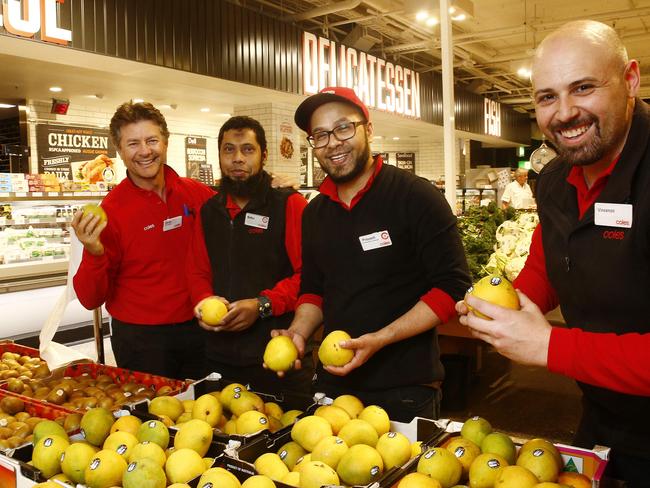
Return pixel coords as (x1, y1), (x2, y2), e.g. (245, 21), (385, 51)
(0, 192), (105, 292)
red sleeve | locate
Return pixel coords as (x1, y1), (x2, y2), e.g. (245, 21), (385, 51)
(513, 223), (559, 314)
(421, 289), (457, 324)
(73, 223), (120, 310)
(261, 193), (307, 316)
(296, 293), (323, 309)
(186, 210), (215, 307)
(548, 327), (650, 396)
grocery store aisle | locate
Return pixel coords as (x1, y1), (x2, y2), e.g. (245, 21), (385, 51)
(440, 346), (583, 445)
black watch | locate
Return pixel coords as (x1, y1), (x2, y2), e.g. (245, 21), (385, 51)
(257, 296), (272, 319)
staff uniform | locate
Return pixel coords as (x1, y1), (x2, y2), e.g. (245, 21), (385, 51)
(515, 100), (650, 483)
(501, 180), (533, 209)
(187, 171), (311, 394)
(74, 166), (214, 379)
(299, 157), (471, 421)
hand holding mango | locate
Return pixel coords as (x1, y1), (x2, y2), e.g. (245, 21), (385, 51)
(197, 297), (228, 326)
(465, 275), (520, 320)
(81, 203), (107, 225)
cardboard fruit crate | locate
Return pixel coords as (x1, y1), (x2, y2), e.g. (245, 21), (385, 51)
(1, 411), (228, 488)
(431, 420), (609, 488)
(223, 416), (446, 488)
(130, 373), (317, 447)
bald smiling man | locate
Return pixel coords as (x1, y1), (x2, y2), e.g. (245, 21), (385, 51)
(458, 20), (650, 485)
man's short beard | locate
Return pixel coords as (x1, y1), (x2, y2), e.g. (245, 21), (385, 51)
(220, 170), (265, 198)
(322, 142), (371, 184)
(550, 114), (623, 167)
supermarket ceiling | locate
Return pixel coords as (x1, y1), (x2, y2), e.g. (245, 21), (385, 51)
(240, 0), (650, 112)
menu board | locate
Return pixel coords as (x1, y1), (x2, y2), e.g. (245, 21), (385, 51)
(185, 136), (213, 185)
(395, 152), (415, 173)
(36, 124), (116, 183)
(373, 152), (390, 165)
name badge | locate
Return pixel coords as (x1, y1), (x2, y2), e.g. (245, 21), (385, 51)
(359, 230), (392, 251)
(594, 202), (633, 228)
(245, 212), (269, 229)
(163, 215), (183, 232)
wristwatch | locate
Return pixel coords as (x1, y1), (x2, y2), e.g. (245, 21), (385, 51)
(257, 296), (273, 319)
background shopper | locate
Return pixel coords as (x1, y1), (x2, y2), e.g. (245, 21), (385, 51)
(501, 168), (533, 209)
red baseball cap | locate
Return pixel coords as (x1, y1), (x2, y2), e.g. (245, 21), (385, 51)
(294, 86), (370, 133)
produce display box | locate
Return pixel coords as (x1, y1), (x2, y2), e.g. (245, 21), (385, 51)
(0, 342), (40, 360)
(1, 412), (229, 488)
(0, 389), (77, 455)
(225, 416), (446, 488)
(434, 420), (610, 488)
(130, 373), (317, 446)
(0, 362), (191, 408)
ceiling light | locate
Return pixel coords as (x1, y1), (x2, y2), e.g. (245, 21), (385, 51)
(392, 136), (400, 141)
(200, 107), (210, 112)
(49, 86), (62, 92)
(426, 17), (439, 26)
(216, 113), (231, 117)
(132, 98), (144, 103)
(374, 135), (383, 139)
(517, 67), (531, 78)
(415, 10), (428, 21)
(448, 6), (456, 14)
(451, 13), (466, 21)
(0, 103), (16, 108)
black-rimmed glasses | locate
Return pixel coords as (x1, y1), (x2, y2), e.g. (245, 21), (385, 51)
(307, 121), (367, 149)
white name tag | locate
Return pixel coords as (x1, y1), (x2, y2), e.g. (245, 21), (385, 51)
(245, 212), (269, 229)
(163, 215), (183, 232)
(359, 230), (392, 251)
(594, 202), (633, 228)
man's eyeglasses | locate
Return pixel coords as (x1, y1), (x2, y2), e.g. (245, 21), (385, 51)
(307, 121), (367, 149)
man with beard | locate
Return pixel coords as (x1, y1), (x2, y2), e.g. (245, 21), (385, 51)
(457, 20), (650, 484)
(274, 87), (471, 422)
(187, 116), (313, 394)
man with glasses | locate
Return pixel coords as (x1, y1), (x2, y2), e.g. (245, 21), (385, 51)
(272, 87), (471, 421)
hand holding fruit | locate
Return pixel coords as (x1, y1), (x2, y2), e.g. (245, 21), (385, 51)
(458, 289), (552, 367)
(217, 298), (259, 332)
(267, 329), (307, 376)
(71, 204), (108, 256)
(321, 331), (381, 377)
(195, 296), (229, 331)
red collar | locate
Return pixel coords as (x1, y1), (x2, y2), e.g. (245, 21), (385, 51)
(566, 156), (620, 218)
(319, 156), (383, 210)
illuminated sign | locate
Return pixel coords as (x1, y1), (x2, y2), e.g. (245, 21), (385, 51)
(0, 0), (71, 45)
(302, 32), (421, 119)
(484, 98), (501, 137)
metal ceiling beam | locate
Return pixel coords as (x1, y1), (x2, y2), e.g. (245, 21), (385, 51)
(287, 0), (362, 22)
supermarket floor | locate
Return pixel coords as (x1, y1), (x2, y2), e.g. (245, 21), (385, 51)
(440, 345), (583, 445)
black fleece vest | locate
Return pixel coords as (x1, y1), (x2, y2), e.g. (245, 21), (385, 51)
(200, 171), (295, 365)
(536, 100), (650, 457)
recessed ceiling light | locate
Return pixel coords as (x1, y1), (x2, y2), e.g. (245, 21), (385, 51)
(415, 10), (428, 21)
(392, 137), (400, 141)
(200, 107), (210, 112)
(216, 113), (231, 117)
(132, 98), (144, 103)
(426, 17), (439, 26)
(49, 86), (62, 92)
(374, 135), (383, 139)
(0, 103), (16, 108)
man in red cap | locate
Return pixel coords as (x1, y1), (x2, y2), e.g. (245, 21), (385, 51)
(271, 87), (471, 421)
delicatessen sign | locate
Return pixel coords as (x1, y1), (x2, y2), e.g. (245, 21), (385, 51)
(36, 124), (116, 184)
(303, 32), (421, 119)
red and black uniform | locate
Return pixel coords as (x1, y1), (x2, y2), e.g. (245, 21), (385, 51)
(299, 157), (471, 421)
(187, 170), (311, 394)
(515, 100), (650, 482)
(73, 166), (214, 379)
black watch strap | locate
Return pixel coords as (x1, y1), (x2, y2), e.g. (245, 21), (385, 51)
(258, 296), (272, 319)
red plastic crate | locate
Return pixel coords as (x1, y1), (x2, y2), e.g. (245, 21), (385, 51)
(0, 342), (40, 360)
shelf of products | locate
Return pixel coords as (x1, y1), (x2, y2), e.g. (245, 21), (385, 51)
(0, 193), (106, 289)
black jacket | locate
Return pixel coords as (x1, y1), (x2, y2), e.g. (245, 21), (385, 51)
(536, 99), (650, 457)
(301, 162), (471, 392)
(200, 171), (295, 365)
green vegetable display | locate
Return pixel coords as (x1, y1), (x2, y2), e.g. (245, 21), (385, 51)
(457, 202), (517, 280)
